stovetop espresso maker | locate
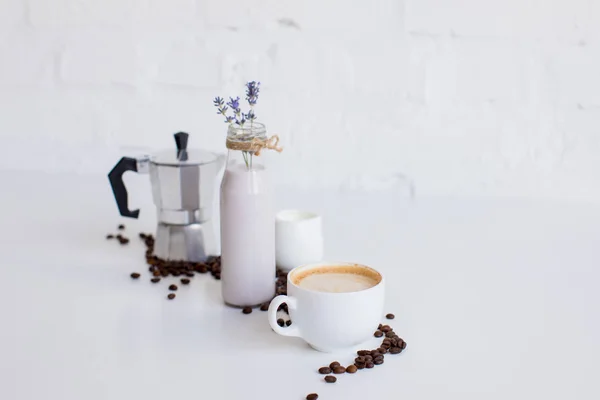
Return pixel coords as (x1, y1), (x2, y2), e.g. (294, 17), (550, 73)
(108, 132), (224, 262)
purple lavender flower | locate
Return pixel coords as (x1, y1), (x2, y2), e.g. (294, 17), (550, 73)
(213, 81), (261, 128)
(226, 96), (240, 111)
(245, 110), (256, 121)
(213, 96), (230, 117)
(245, 81), (260, 106)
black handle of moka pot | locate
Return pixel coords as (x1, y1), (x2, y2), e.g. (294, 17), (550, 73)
(108, 157), (140, 219)
(174, 131), (189, 161)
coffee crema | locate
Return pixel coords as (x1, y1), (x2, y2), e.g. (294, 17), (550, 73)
(292, 265), (381, 293)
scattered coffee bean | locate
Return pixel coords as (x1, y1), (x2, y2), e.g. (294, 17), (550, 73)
(118, 224), (125, 230)
(346, 365), (357, 374)
(329, 361), (340, 369)
(333, 366), (346, 374)
(242, 307), (252, 314)
(385, 331), (395, 338)
(381, 325), (391, 333)
(130, 272), (140, 279)
(390, 347), (401, 354)
(119, 237), (130, 245)
(364, 355), (373, 361)
(306, 394), (318, 400)
(285, 320), (292, 326)
(401, 340), (407, 350)
(180, 278), (190, 285)
(260, 303), (269, 311)
(139, 233), (146, 239)
(374, 330), (383, 337)
(355, 363), (365, 370)
(357, 350), (370, 356)
(355, 356), (365, 364)
(318, 367), (331, 375)
(386, 313), (395, 320)
(150, 277), (160, 283)
(324, 376), (336, 383)
(378, 347), (388, 354)
(168, 284), (178, 291)
(366, 362), (374, 369)
(167, 293), (176, 300)
(277, 318), (285, 327)
(374, 359), (384, 365)
(106, 234), (114, 239)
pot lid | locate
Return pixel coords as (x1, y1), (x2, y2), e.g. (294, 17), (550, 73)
(151, 132), (218, 166)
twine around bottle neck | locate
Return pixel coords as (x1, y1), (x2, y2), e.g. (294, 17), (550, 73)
(225, 135), (283, 156)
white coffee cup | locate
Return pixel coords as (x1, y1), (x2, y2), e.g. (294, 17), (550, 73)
(268, 262), (385, 352)
(275, 210), (323, 273)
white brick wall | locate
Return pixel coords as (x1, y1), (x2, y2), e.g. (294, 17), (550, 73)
(0, 0), (599, 202)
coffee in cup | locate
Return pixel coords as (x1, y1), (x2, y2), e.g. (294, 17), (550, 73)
(268, 262), (385, 352)
(294, 264), (380, 293)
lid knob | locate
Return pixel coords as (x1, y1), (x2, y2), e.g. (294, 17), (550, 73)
(174, 132), (189, 161)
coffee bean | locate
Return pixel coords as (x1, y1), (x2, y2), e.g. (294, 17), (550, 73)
(386, 313), (395, 320)
(139, 233), (146, 239)
(333, 366), (346, 374)
(329, 361), (340, 369)
(277, 318), (285, 327)
(385, 331), (396, 338)
(118, 224), (125, 230)
(285, 320), (292, 326)
(318, 367), (331, 375)
(378, 323), (383, 329)
(378, 347), (387, 354)
(161, 271), (168, 277)
(168, 284), (178, 291)
(260, 303), (269, 311)
(357, 350), (370, 356)
(306, 394), (318, 400)
(364, 355), (373, 361)
(167, 293), (176, 300)
(355, 363), (365, 370)
(374, 330), (383, 338)
(324, 376), (336, 383)
(401, 340), (407, 350)
(180, 278), (190, 285)
(172, 271), (181, 277)
(374, 359), (384, 365)
(106, 234), (114, 239)
(366, 362), (374, 369)
(119, 238), (130, 245)
(371, 351), (381, 358)
(242, 307), (252, 314)
(381, 325), (391, 333)
(130, 272), (140, 279)
(390, 347), (401, 354)
(150, 277), (160, 283)
(346, 365), (357, 374)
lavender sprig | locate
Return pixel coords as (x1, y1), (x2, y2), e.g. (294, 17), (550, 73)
(213, 96), (229, 120)
(245, 81), (260, 106)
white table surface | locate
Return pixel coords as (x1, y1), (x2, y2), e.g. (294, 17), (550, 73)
(2, 170), (599, 400)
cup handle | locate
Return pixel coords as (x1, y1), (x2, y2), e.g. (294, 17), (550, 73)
(268, 295), (301, 337)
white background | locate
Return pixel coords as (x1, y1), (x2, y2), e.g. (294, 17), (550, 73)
(1, 0), (599, 201)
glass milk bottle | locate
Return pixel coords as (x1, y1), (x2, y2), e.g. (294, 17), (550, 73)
(220, 123), (277, 307)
